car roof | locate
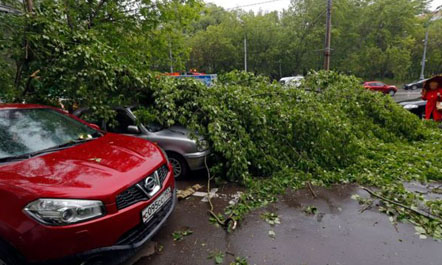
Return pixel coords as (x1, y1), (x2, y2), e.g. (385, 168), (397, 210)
(280, 75), (303, 80)
(0, 103), (51, 110)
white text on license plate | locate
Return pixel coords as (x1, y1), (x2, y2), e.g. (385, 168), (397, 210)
(141, 187), (172, 223)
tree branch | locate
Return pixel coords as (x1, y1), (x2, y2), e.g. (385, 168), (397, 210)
(361, 187), (442, 223)
(88, 0), (108, 28)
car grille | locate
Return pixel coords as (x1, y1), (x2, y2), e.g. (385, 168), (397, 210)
(115, 164), (169, 210)
(157, 164), (169, 183)
(116, 198), (173, 245)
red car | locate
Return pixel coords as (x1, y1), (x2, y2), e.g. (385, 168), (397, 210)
(0, 104), (176, 264)
(363, 81), (398, 96)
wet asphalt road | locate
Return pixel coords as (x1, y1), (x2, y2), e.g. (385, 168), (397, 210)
(393, 88), (422, 102)
(119, 176), (442, 265)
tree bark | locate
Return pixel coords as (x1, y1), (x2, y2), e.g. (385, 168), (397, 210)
(64, 0), (74, 30)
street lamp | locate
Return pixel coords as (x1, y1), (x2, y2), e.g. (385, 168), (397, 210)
(420, 6), (441, 80)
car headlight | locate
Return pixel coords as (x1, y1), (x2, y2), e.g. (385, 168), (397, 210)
(24, 199), (105, 226)
(196, 140), (209, 152)
(403, 104), (419, 110)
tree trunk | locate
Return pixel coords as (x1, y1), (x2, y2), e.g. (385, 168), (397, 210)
(25, 0), (33, 12)
(63, 0), (73, 29)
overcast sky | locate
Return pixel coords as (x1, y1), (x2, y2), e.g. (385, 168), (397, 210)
(205, 0), (442, 13)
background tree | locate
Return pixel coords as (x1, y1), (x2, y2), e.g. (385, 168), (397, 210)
(0, 0), (202, 110)
(185, 0), (434, 81)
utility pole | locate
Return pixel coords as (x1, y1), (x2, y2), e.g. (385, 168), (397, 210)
(279, 60), (282, 78)
(169, 42), (174, 73)
(419, 6), (442, 80)
(244, 35), (248, 72)
(323, 0), (332, 70)
(419, 29), (428, 80)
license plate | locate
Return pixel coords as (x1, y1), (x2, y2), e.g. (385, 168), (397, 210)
(141, 187), (172, 223)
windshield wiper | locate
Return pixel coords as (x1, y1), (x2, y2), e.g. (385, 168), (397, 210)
(0, 153), (35, 163)
(0, 137), (99, 164)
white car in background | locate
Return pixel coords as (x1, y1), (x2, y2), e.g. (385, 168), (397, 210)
(279, 75), (304, 88)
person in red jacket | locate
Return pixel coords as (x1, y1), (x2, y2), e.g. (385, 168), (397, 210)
(421, 77), (442, 121)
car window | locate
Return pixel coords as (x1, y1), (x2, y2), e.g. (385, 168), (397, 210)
(145, 122), (163, 132)
(77, 109), (102, 126)
(107, 110), (138, 134)
(0, 108), (98, 159)
(130, 107), (164, 132)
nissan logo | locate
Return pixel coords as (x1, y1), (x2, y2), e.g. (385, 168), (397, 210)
(144, 177), (156, 192)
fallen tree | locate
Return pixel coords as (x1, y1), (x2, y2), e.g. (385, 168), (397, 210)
(134, 70), (442, 239)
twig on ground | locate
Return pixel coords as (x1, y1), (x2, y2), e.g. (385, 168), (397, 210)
(306, 181), (317, 198)
(225, 251), (235, 256)
(361, 187), (442, 223)
(205, 156), (237, 230)
(360, 202), (372, 213)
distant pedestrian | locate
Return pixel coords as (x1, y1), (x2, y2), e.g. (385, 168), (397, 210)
(421, 76), (442, 122)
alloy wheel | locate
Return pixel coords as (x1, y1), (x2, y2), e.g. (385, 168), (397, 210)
(169, 157), (182, 178)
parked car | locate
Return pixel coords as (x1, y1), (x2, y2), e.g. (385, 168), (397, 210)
(403, 79), (428, 90)
(279, 75), (304, 88)
(0, 104), (176, 264)
(73, 106), (210, 179)
(363, 81), (398, 96)
(398, 99), (427, 119)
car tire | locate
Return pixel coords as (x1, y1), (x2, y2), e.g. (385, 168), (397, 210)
(166, 152), (189, 180)
(389, 90), (396, 96)
(412, 85), (417, 90)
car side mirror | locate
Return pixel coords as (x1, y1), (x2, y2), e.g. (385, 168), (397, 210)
(127, 125), (140, 134)
(88, 123), (101, 130)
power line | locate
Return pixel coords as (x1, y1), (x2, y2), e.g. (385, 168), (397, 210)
(232, 0), (286, 9)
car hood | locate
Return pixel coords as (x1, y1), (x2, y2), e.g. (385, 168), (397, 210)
(0, 133), (164, 204)
(154, 125), (199, 139)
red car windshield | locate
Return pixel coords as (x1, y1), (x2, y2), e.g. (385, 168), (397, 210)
(0, 108), (98, 160)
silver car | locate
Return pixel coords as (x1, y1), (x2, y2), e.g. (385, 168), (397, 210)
(73, 106), (210, 179)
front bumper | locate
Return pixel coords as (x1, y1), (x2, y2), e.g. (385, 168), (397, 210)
(22, 173), (176, 263)
(37, 189), (177, 265)
(86, 188), (176, 252)
(183, 150), (210, 170)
